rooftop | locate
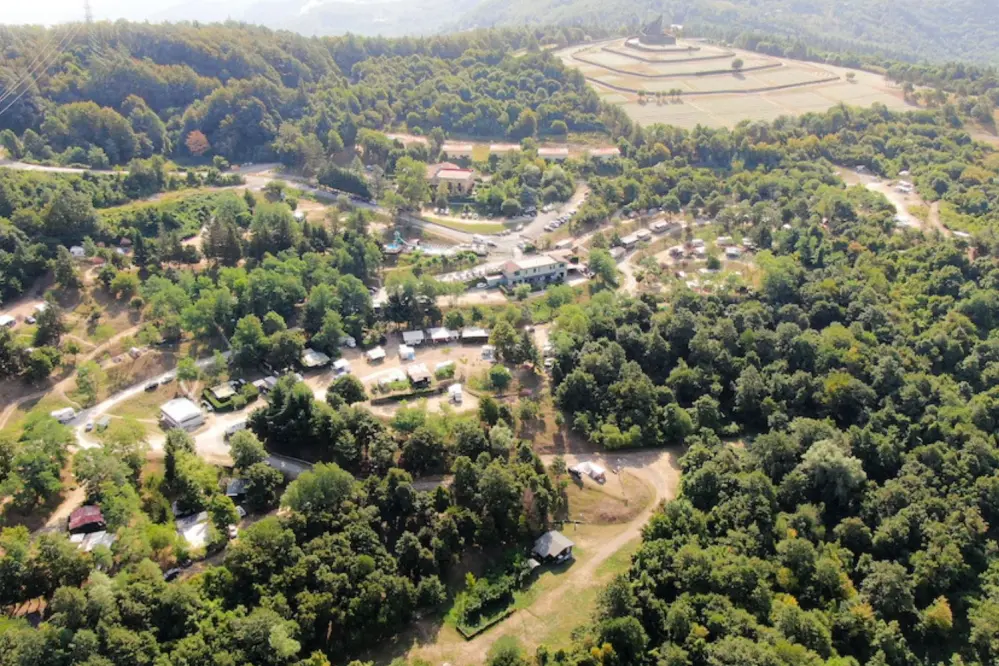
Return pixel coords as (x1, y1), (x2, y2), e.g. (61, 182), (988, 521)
(436, 168), (476, 181)
(68, 506), (105, 533)
(210, 383), (237, 400)
(301, 348), (331, 369)
(533, 530), (575, 558)
(407, 363), (432, 383)
(505, 254), (564, 272)
(161, 398), (202, 424)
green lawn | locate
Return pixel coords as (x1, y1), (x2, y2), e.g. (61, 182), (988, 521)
(1, 394), (76, 437)
(471, 144), (491, 161)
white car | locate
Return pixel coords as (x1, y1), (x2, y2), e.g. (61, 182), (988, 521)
(476, 282), (488, 289)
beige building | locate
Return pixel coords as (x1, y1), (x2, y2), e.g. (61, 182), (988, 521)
(502, 254), (568, 286)
(428, 163), (476, 196)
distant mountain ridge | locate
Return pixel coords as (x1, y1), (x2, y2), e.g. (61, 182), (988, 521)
(455, 0), (999, 65)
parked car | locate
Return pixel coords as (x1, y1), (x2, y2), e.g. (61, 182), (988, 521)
(25, 316), (36, 325)
(85, 420), (94, 432)
(164, 568), (183, 582)
(160, 373), (175, 385)
(144, 383), (158, 392)
(227, 525), (239, 540)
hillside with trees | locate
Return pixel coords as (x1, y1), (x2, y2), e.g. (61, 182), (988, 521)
(0, 22), (613, 168)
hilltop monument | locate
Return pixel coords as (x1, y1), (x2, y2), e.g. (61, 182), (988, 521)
(639, 14), (677, 46)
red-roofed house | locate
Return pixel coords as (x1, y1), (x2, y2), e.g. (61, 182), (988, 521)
(68, 506), (106, 534)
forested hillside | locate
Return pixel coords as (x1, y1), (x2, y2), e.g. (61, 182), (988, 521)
(0, 22), (612, 167)
(459, 0), (999, 65)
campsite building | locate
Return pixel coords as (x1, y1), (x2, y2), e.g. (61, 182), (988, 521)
(160, 398), (205, 431)
(300, 348), (331, 369)
(461, 327), (490, 343)
(68, 506), (106, 534)
(402, 330), (425, 346)
(406, 363), (432, 387)
(538, 146), (569, 161)
(501, 254), (567, 286)
(532, 530), (575, 563)
(441, 142), (474, 159)
(428, 327), (458, 344)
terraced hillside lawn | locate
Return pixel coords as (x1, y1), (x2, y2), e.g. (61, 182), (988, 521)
(559, 39), (914, 129)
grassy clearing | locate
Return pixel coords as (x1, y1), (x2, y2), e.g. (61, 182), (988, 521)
(471, 144), (491, 161)
(423, 215), (508, 234)
(562, 472), (655, 524)
(1, 394), (76, 437)
(109, 382), (188, 422)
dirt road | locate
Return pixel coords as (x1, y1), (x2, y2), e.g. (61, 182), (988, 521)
(839, 168), (949, 236)
(405, 448), (681, 666)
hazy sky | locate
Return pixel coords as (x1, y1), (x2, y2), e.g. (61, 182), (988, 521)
(0, 0), (218, 25)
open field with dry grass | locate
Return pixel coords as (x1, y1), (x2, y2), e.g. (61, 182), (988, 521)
(558, 39), (915, 129)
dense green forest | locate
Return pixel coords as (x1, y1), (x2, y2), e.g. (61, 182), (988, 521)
(458, 0), (999, 65)
(5, 99), (999, 665)
(0, 22), (613, 167)
(11, 11), (999, 666)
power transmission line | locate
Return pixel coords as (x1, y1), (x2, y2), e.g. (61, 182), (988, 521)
(0, 22), (84, 123)
(0, 22), (82, 111)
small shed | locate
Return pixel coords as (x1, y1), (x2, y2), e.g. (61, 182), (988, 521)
(461, 327), (490, 342)
(398, 344), (416, 361)
(448, 383), (463, 404)
(209, 383), (237, 402)
(0, 315), (15, 328)
(481, 345), (496, 361)
(532, 530), (575, 563)
(333, 359), (351, 375)
(301, 348), (331, 369)
(402, 330), (425, 346)
(69, 506), (106, 534)
(69, 245), (86, 258)
(428, 327), (457, 344)
(407, 363), (432, 386)
(366, 346), (386, 362)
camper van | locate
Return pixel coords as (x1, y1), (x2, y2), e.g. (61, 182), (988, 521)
(224, 421), (248, 441)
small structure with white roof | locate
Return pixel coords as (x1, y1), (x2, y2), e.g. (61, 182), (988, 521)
(406, 363), (432, 387)
(448, 383), (464, 404)
(532, 530), (575, 563)
(333, 358), (351, 375)
(402, 330), (425, 346)
(461, 327), (489, 342)
(428, 327), (458, 344)
(538, 146), (569, 161)
(366, 346), (386, 362)
(0, 315), (15, 329)
(441, 142), (474, 159)
(300, 348), (331, 370)
(160, 398), (205, 431)
(398, 344), (416, 361)
(69, 245), (86, 258)
(569, 461), (607, 483)
(588, 146), (621, 160)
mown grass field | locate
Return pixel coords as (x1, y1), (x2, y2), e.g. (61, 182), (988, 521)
(560, 39), (914, 129)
